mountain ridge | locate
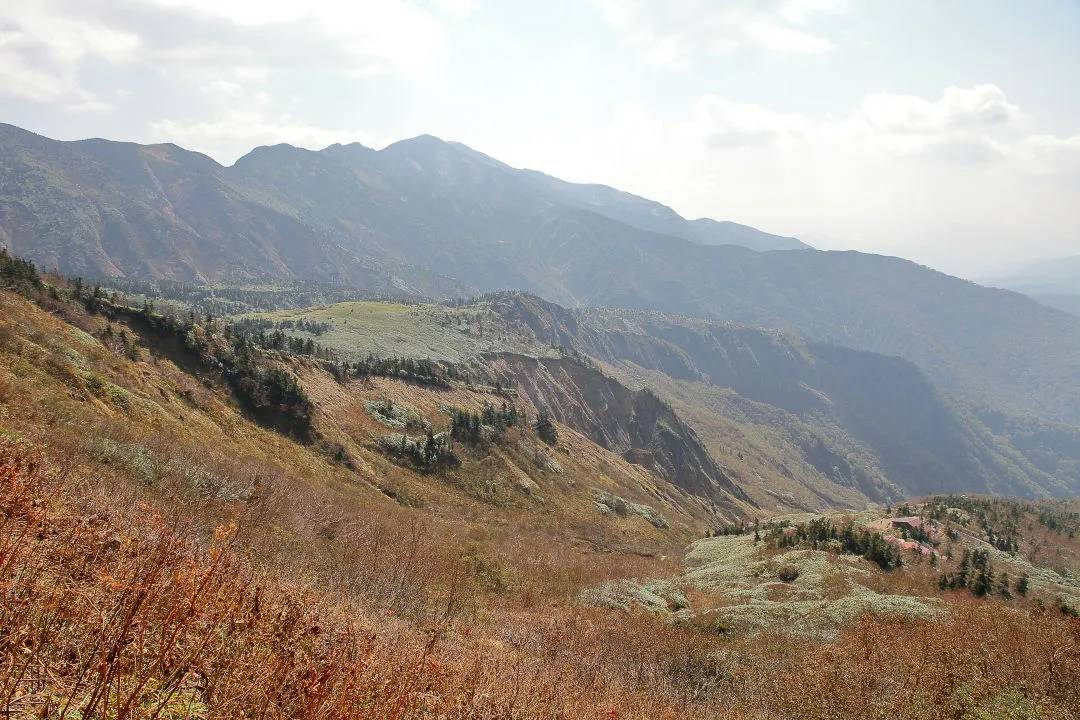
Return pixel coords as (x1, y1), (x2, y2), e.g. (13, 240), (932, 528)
(5, 123), (1080, 429)
(984, 254), (1080, 316)
(484, 292), (1080, 503)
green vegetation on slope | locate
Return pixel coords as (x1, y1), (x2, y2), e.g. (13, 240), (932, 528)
(7, 123), (1080, 431)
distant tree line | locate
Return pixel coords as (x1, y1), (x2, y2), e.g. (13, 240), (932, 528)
(707, 521), (754, 537)
(233, 317), (331, 336)
(346, 355), (464, 388)
(764, 517), (904, 570)
(240, 326), (333, 360)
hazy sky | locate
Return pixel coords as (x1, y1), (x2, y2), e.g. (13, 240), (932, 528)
(2, 0), (1078, 277)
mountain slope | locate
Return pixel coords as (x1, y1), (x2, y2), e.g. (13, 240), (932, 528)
(5, 124), (1080, 426)
(986, 254), (1080, 296)
(208, 297), (748, 511)
(1030, 294), (1080, 317)
(486, 293), (1080, 502)
(985, 255), (1080, 316)
(0, 277), (727, 559)
(571, 248), (1080, 427)
(228, 290), (1080, 506)
(488, 352), (748, 506)
(517, 169), (809, 250)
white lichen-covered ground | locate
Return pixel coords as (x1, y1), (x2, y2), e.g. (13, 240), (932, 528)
(680, 534), (938, 639)
(577, 504), (1080, 639)
(579, 513), (941, 640)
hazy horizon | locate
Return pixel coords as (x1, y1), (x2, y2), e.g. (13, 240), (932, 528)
(2, 0), (1078, 278)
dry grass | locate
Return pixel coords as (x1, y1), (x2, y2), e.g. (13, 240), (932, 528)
(4, 432), (1079, 718)
(0, 435), (705, 719)
(3, 289), (1080, 718)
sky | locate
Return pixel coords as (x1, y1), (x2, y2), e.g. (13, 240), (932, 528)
(1, 0), (1078, 278)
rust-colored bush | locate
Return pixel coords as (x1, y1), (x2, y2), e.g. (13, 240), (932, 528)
(1, 434), (1078, 719)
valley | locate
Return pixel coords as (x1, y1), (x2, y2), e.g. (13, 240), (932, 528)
(0, 263), (1078, 717)
(2, 122), (1080, 717)
(234, 291), (1080, 508)
(6, 124), (1080, 431)
(2, 0), (1079, 714)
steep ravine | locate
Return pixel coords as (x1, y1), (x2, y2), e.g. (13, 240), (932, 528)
(487, 353), (751, 512)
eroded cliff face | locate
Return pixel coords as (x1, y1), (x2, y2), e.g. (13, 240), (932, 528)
(486, 292), (1080, 503)
(487, 353), (750, 511)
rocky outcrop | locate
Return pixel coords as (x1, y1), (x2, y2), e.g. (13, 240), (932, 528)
(488, 353), (750, 510)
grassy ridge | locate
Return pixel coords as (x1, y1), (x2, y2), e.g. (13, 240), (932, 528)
(249, 301), (553, 364)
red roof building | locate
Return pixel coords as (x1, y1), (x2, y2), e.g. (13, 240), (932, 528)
(891, 517), (927, 532)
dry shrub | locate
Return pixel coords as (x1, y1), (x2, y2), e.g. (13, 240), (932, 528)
(777, 565), (800, 583)
(2, 433), (1079, 719)
(0, 437), (717, 718)
(765, 602), (1080, 720)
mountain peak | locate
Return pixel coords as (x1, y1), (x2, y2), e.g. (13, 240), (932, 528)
(242, 142), (312, 157)
(230, 143), (327, 170)
(323, 141), (372, 152)
(382, 134), (450, 153)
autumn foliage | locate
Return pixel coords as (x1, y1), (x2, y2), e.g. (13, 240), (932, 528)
(0, 435), (1078, 719)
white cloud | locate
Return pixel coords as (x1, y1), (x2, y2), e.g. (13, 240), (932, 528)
(201, 78), (244, 98)
(0, 2), (140, 106)
(744, 21), (833, 53)
(858, 84), (1021, 134)
(689, 96), (811, 148)
(432, 0), (481, 19)
(669, 85), (1032, 166)
(149, 0), (445, 77)
(587, 0), (844, 65)
(232, 66), (270, 81)
(0, 0), (446, 108)
(1012, 134), (1080, 178)
(904, 134), (1006, 165)
(781, 0), (847, 24)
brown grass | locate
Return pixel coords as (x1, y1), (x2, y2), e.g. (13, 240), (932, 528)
(3, 289), (1080, 718)
(4, 435), (1080, 719)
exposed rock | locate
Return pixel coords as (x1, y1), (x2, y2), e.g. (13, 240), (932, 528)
(491, 352), (749, 511)
(594, 489), (669, 529)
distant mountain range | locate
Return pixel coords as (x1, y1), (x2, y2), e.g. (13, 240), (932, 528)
(984, 255), (1080, 316)
(0, 123), (804, 290)
(4, 123), (1080, 430)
